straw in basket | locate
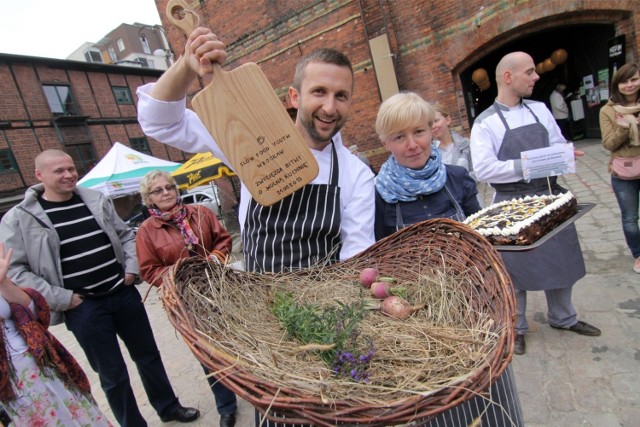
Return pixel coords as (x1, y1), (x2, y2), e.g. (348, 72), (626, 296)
(161, 218), (516, 426)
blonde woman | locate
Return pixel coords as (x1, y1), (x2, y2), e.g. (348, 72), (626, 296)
(374, 92), (523, 426)
(136, 170), (237, 427)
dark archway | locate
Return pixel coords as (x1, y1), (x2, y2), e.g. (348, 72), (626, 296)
(459, 23), (617, 139)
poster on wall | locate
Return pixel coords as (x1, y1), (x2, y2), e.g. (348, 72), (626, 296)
(583, 75), (594, 89)
(608, 35), (625, 79)
(598, 69), (609, 101)
(570, 99), (584, 121)
(583, 74), (599, 107)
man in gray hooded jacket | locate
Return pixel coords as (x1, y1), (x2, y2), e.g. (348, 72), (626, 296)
(0, 149), (199, 427)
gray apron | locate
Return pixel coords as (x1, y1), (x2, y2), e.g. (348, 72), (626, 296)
(243, 141), (342, 274)
(492, 101), (585, 291)
(393, 183), (466, 230)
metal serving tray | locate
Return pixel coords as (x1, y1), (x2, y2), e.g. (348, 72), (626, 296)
(494, 202), (596, 252)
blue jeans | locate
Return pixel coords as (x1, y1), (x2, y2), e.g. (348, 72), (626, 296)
(203, 364), (237, 416)
(65, 286), (180, 427)
(611, 176), (640, 258)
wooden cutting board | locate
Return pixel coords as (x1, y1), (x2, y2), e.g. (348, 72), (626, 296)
(166, 0), (318, 206)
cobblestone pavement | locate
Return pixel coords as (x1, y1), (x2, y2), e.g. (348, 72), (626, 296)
(49, 138), (639, 426)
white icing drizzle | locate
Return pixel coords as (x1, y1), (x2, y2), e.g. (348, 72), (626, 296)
(463, 192), (575, 237)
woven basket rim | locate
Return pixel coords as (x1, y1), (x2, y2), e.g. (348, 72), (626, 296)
(161, 218), (516, 426)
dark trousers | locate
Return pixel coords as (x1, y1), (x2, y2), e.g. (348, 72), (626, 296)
(555, 118), (571, 141)
(65, 286), (180, 427)
(203, 364), (237, 416)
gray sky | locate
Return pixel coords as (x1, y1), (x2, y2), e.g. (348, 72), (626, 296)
(0, 0), (162, 59)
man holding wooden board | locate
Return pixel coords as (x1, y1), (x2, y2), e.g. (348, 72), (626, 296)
(137, 27), (375, 276)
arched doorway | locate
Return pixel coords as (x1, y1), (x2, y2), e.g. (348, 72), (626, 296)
(458, 23), (618, 140)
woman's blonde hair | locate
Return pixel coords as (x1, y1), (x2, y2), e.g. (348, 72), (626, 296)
(139, 170), (178, 206)
(375, 92), (435, 141)
(432, 103), (451, 118)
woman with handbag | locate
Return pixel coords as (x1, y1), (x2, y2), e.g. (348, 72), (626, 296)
(600, 62), (640, 273)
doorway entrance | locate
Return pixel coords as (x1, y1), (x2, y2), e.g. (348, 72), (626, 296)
(460, 23), (616, 140)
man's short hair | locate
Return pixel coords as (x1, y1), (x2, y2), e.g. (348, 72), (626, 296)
(35, 149), (71, 171)
(292, 48), (353, 91)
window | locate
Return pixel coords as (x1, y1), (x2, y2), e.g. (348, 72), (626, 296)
(0, 150), (18, 173)
(130, 137), (151, 155)
(117, 38), (125, 52)
(137, 57), (149, 68)
(43, 84), (79, 116)
(84, 49), (103, 63)
(112, 86), (133, 105)
(66, 144), (96, 177)
(140, 35), (151, 54)
(108, 47), (117, 63)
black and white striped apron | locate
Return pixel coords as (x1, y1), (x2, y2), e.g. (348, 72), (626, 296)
(243, 142), (341, 274)
(245, 142), (341, 426)
(390, 182), (523, 427)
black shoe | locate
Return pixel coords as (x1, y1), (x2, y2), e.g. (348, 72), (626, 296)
(220, 413), (236, 427)
(160, 406), (200, 423)
(514, 334), (526, 355)
(550, 320), (601, 336)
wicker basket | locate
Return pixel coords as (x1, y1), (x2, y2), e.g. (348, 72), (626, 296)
(162, 218), (516, 426)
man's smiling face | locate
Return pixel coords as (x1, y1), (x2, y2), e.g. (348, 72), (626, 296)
(289, 61), (353, 150)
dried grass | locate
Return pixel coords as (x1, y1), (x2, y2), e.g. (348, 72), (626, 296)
(161, 219), (515, 425)
(177, 258), (498, 404)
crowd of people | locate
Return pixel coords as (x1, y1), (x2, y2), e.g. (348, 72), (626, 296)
(0, 20), (636, 427)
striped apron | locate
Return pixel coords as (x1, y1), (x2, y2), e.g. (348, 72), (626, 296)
(243, 142), (341, 274)
(246, 142), (341, 426)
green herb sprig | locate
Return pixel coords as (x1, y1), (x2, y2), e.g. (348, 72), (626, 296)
(271, 291), (374, 382)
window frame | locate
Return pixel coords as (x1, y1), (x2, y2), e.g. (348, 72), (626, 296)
(130, 137), (151, 155)
(112, 86), (134, 105)
(0, 149), (18, 174)
(42, 84), (79, 116)
(66, 144), (97, 177)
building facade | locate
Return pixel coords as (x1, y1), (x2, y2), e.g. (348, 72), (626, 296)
(67, 23), (174, 71)
(0, 54), (187, 214)
(154, 0), (640, 170)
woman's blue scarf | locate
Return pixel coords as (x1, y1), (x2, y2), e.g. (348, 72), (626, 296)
(376, 147), (447, 203)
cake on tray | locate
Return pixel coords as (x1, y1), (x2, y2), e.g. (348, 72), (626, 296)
(463, 192), (578, 245)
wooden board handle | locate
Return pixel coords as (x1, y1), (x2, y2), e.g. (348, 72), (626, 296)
(166, 0), (200, 38)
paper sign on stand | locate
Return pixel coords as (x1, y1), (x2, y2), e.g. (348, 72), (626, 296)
(521, 143), (576, 181)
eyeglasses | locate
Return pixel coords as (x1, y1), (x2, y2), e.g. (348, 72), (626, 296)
(148, 184), (177, 196)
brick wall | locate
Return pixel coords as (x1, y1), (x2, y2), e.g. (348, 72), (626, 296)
(157, 0), (640, 171)
(0, 58), (162, 195)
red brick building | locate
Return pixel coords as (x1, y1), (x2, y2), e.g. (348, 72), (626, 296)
(0, 55), (186, 213)
(0, 1), (637, 215)
(155, 0), (640, 169)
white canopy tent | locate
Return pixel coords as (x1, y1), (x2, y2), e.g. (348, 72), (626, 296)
(77, 142), (180, 197)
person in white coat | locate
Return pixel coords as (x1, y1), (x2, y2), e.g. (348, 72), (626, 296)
(470, 52), (600, 356)
(136, 27), (376, 426)
(549, 82), (571, 140)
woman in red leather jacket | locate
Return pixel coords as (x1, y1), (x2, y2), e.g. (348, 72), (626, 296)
(135, 170), (237, 427)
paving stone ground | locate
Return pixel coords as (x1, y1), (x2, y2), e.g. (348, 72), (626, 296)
(50, 138), (640, 426)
